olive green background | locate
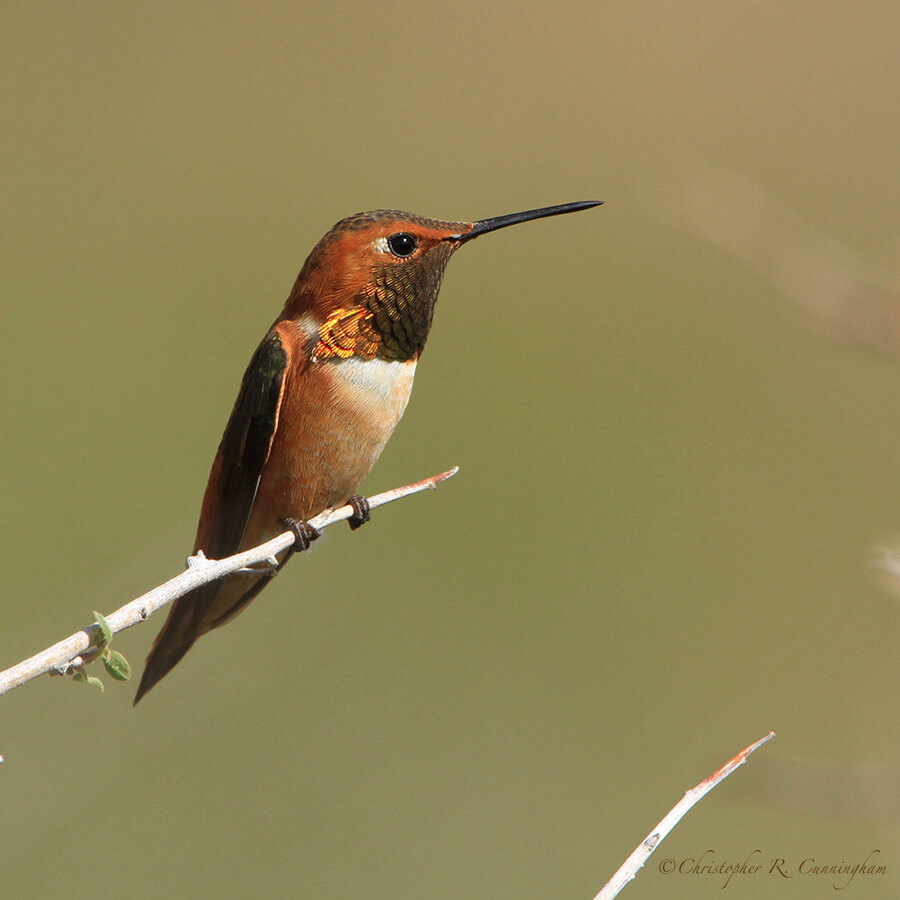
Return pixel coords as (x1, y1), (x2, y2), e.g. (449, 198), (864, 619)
(2, 2), (898, 898)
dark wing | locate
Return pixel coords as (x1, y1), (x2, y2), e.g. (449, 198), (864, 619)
(206, 330), (289, 558)
(134, 331), (288, 704)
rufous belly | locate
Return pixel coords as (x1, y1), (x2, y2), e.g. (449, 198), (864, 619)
(243, 355), (417, 547)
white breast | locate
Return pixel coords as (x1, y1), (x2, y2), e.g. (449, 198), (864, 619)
(330, 357), (418, 427)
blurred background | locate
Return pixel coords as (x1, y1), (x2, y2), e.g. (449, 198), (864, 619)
(2, 2), (899, 897)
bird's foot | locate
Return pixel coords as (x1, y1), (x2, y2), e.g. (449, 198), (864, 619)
(281, 517), (321, 551)
(346, 494), (371, 531)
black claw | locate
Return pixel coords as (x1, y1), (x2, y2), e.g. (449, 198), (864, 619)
(346, 494), (371, 531)
(281, 517), (321, 551)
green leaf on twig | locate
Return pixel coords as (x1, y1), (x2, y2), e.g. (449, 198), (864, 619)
(102, 650), (132, 682)
(93, 611), (113, 649)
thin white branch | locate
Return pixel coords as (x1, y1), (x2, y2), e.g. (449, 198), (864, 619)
(659, 165), (900, 357)
(0, 467), (459, 697)
(872, 545), (900, 584)
(593, 731), (776, 900)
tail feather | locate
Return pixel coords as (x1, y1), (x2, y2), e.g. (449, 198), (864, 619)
(133, 566), (280, 704)
(133, 582), (214, 704)
(133, 634), (196, 704)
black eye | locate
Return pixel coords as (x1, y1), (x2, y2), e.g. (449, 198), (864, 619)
(387, 232), (418, 258)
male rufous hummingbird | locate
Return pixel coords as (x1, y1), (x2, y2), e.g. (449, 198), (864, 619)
(134, 200), (601, 703)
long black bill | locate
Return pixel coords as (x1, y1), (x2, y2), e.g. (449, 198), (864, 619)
(450, 200), (603, 243)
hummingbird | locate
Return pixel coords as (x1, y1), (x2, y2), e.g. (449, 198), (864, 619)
(134, 200), (601, 703)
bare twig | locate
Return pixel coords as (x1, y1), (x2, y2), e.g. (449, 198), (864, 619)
(873, 544), (900, 591)
(0, 467), (459, 697)
(593, 731), (776, 900)
(660, 165), (900, 357)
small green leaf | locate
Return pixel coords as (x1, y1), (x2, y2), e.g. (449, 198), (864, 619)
(93, 611), (113, 649)
(102, 650), (132, 681)
(72, 669), (104, 692)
